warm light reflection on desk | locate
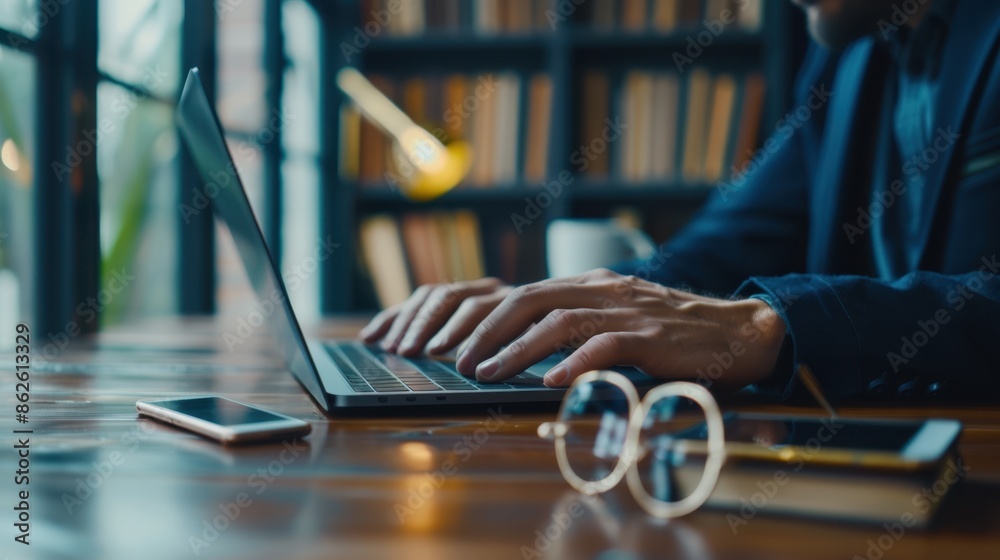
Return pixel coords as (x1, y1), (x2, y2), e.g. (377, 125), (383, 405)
(399, 441), (436, 471)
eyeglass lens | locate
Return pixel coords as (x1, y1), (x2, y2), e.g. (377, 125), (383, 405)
(558, 380), (631, 484)
(634, 394), (713, 505)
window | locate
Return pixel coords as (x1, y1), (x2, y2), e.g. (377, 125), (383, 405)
(97, 0), (184, 325)
(216, 0), (269, 317)
(214, 0), (323, 323)
(0, 0), (326, 341)
(0, 0), (38, 38)
(0, 45), (36, 346)
(280, 0), (322, 324)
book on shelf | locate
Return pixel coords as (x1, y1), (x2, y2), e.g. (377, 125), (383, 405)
(361, 0), (553, 36)
(401, 213), (449, 286)
(652, 0), (680, 36)
(579, 71), (611, 176)
(591, 0), (616, 30)
(649, 73), (680, 180)
(703, 73), (738, 183)
(340, 72), (553, 190)
(453, 211), (486, 280)
(358, 215), (413, 308)
(730, 72), (767, 175)
(338, 104), (361, 181)
(622, 0), (647, 31)
(358, 210), (546, 309)
(681, 68), (711, 182)
(524, 74), (553, 182)
(588, 0), (764, 32)
(580, 68), (765, 187)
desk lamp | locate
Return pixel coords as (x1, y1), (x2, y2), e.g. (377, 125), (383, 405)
(336, 67), (473, 201)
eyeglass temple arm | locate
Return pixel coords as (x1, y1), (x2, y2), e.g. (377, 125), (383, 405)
(796, 364), (838, 419)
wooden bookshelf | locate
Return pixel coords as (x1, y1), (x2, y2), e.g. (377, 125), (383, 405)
(315, 0), (804, 312)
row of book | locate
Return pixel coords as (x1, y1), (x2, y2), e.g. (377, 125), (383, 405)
(580, 69), (766, 185)
(588, 0), (763, 32)
(360, 0), (554, 35)
(358, 211), (545, 308)
(358, 0), (764, 35)
(340, 73), (553, 188)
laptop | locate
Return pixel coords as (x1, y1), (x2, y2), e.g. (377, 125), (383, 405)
(176, 68), (650, 413)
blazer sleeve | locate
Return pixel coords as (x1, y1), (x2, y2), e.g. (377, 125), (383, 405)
(736, 268), (1000, 400)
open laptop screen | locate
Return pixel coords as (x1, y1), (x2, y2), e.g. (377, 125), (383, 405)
(175, 68), (328, 410)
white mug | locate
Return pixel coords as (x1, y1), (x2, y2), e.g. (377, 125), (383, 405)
(546, 219), (656, 278)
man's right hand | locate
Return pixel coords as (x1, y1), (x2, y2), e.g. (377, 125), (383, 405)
(358, 277), (512, 357)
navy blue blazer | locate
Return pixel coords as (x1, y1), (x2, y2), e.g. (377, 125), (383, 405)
(615, 1), (1000, 400)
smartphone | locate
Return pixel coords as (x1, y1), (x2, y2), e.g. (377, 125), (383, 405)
(136, 396), (312, 445)
(676, 413), (962, 470)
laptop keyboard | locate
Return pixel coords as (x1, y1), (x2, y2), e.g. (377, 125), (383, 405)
(326, 343), (527, 393)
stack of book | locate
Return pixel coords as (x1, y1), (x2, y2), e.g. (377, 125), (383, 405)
(361, 0), (555, 35)
(589, 0), (763, 32)
(340, 72), (553, 188)
(579, 68), (765, 185)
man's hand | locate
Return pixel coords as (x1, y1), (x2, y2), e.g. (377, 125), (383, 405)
(358, 277), (513, 356)
(454, 268), (787, 389)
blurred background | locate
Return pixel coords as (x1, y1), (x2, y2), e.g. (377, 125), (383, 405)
(0, 0), (805, 350)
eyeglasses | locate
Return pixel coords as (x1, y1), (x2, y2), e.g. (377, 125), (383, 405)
(537, 370), (726, 518)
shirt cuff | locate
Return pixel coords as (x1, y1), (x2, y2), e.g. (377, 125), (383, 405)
(735, 275), (864, 401)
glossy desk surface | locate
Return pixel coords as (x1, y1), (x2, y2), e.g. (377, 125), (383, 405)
(2, 317), (998, 560)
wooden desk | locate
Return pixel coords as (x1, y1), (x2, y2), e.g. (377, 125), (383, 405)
(3, 317), (998, 560)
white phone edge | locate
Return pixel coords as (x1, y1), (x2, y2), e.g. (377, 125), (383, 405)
(901, 418), (962, 464)
(136, 396), (311, 445)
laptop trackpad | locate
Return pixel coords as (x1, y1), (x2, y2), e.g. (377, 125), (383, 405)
(505, 352), (653, 387)
(505, 354), (564, 386)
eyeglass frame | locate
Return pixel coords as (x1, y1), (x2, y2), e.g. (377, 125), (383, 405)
(537, 370), (727, 518)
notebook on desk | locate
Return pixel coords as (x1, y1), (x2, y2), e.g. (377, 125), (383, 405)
(175, 68), (653, 414)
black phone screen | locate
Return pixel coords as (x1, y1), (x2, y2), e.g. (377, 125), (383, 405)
(683, 415), (924, 453)
(155, 397), (286, 426)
